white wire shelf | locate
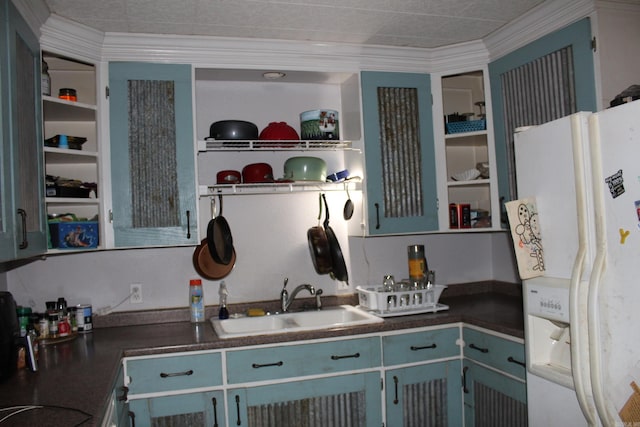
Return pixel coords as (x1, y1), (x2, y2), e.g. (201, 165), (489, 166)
(198, 139), (354, 152)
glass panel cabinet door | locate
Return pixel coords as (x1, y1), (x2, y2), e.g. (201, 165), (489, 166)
(109, 62), (197, 247)
(0, 0), (46, 261)
(361, 71), (438, 234)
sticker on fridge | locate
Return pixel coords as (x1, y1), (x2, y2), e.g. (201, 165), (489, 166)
(505, 198), (545, 279)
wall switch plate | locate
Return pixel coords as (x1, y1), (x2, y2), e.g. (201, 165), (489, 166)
(130, 283), (143, 304)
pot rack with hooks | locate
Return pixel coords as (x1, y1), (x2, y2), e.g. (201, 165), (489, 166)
(198, 177), (361, 197)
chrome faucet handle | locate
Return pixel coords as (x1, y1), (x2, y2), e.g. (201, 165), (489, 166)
(282, 277), (289, 290)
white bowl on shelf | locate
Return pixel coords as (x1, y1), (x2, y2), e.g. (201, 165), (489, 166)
(451, 168), (481, 181)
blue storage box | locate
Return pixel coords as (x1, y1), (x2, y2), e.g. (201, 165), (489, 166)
(446, 119), (486, 134)
(49, 221), (99, 249)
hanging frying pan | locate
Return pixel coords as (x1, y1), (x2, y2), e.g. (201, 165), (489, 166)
(207, 195), (234, 265)
(193, 239), (236, 280)
(307, 194), (332, 275)
(322, 193), (348, 283)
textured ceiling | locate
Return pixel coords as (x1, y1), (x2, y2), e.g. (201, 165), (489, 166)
(43, 0), (547, 49)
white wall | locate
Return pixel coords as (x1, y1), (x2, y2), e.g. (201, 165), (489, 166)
(5, 216), (517, 313)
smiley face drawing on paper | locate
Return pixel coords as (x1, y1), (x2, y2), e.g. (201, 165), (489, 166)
(505, 198), (545, 279)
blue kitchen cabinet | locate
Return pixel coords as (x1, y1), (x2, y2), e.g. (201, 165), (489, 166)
(0, 0), (47, 262)
(226, 337), (382, 426)
(385, 360), (462, 427)
(108, 62), (197, 247)
(129, 390), (225, 427)
(360, 71), (438, 234)
(462, 326), (527, 426)
(123, 351), (225, 426)
(229, 372), (382, 427)
(489, 18), (597, 206)
(382, 327), (462, 426)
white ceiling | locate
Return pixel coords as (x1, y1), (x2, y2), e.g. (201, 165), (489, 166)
(42, 0), (548, 49)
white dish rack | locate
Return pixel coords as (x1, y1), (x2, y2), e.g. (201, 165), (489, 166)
(356, 285), (449, 317)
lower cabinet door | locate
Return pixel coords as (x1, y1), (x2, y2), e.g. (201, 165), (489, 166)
(462, 360), (527, 427)
(228, 372), (382, 427)
(129, 390), (225, 427)
(385, 360), (462, 427)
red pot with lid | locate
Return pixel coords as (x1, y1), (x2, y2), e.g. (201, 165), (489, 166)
(259, 122), (300, 142)
(216, 170), (241, 184)
(242, 163), (274, 183)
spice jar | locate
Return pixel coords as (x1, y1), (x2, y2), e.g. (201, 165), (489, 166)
(58, 88), (77, 101)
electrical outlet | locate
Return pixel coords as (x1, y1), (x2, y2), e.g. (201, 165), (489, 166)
(130, 283), (143, 304)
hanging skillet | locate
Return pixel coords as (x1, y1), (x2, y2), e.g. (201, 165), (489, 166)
(307, 194), (332, 275)
(322, 193), (348, 283)
(207, 195), (234, 265)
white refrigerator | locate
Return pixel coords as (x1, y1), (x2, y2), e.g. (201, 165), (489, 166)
(509, 100), (640, 426)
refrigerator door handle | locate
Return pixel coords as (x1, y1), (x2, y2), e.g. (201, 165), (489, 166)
(587, 113), (615, 426)
(568, 114), (598, 426)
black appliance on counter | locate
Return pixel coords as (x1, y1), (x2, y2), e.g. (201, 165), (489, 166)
(0, 291), (19, 382)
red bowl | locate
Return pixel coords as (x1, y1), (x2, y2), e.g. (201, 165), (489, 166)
(259, 122), (300, 141)
(242, 163), (274, 183)
(216, 170), (241, 184)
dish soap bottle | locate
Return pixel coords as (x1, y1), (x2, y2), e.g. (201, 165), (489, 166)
(218, 281), (229, 320)
(189, 279), (205, 323)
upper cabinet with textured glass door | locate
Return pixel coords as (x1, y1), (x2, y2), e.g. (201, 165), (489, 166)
(108, 62), (198, 248)
(0, 0), (47, 262)
(360, 71), (438, 235)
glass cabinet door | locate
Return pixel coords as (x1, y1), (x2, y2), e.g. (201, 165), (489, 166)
(361, 71), (438, 235)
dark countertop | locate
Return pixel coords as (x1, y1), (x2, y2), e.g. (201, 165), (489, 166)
(0, 286), (523, 427)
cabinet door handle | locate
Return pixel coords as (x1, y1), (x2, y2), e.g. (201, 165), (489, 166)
(469, 343), (489, 353)
(117, 386), (128, 402)
(186, 210), (191, 239)
(235, 395), (242, 426)
(17, 209), (28, 249)
(462, 366), (469, 394)
(159, 369), (194, 378)
(331, 352), (360, 360)
(128, 411), (136, 427)
(393, 375), (399, 404)
(252, 361), (283, 368)
(410, 343), (437, 351)
(212, 396), (218, 427)
(508, 356), (526, 367)
(375, 203), (380, 229)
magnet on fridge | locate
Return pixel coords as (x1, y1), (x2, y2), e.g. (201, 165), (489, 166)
(605, 169), (625, 198)
(619, 228), (630, 244)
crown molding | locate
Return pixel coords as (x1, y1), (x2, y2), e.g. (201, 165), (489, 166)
(39, 15), (104, 63)
(100, 31), (435, 73)
(484, 0), (596, 61)
(428, 40), (490, 74)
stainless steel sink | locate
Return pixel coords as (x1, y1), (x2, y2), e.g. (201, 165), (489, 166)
(211, 305), (383, 339)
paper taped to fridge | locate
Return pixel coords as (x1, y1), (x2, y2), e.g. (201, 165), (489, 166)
(505, 198), (545, 279)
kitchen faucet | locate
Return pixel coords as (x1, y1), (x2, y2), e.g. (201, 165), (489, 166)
(280, 278), (322, 312)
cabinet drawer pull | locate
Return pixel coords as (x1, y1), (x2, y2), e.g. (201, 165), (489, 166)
(186, 210), (191, 239)
(331, 352), (360, 360)
(252, 361), (283, 369)
(17, 209), (28, 249)
(375, 203), (380, 229)
(462, 366), (469, 393)
(159, 369), (194, 378)
(235, 395), (241, 425)
(129, 411), (136, 427)
(508, 356), (526, 367)
(393, 375), (399, 404)
(410, 343), (437, 351)
(212, 396), (218, 427)
(469, 343), (489, 353)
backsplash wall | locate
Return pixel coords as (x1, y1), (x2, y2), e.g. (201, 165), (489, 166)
(3, 228), (518, 313)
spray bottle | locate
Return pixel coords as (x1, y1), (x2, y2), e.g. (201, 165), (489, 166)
(218, 281), (229, 319)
